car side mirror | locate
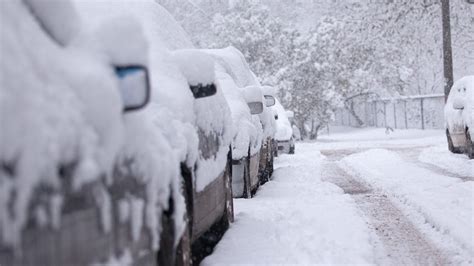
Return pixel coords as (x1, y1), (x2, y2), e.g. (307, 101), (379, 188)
(190, 83), (217, 98)
(115, 66), (151, 112)
(264, 95), (276, 107)
(452, 98), (464, 110)
(248, 102), (264, 115)
(242, 85), (264, 115)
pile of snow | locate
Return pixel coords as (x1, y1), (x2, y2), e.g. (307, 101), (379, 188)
(273, 98), (293, 141)
(341, 149), (474, 256)
(203, 144), (374, 264)
(0, 0), (125, 247)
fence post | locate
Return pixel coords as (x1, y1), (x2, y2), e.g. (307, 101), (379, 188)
(393, 102), (397, 129)
(374, 102), (377, 127)
(420, 98), (425, 130)
(383, 101), (387, 127)
(347, 108), (352, 126)
(404, 100), (408, 129)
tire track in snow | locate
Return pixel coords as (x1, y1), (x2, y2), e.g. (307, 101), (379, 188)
(321, 152), (449, 265)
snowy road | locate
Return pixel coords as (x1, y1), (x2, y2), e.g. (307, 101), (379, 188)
(202, 127), (473, 265)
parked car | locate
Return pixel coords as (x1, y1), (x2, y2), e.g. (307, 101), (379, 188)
(258, 86), (277, 184)
(76, 1), (236, 264)
(172, 50), (234, 264)
(204, 47), (273, 198)
(273, 98), (296, 155)
(444, 75), (474, 159)
(0, 0), (156, 265)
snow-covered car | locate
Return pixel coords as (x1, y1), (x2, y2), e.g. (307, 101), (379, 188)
(258, 86), (277, 184)
(0, 0), (155, 265)
(75, 1), (234, 264)
(273, 99), (296, 155)
(444, 75), (474, 159)
(204, 47), (267, 198)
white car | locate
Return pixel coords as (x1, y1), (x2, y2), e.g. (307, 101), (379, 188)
(273, 99), (295, 155)
(444, 75), (474, 159)
(205, 47), (263, 198)
(203, 47), (278, 198)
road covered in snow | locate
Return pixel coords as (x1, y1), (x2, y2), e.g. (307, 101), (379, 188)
(202, 127), (473, 265)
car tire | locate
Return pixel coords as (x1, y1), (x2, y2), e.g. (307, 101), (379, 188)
(175, 164), (194, 266)
(289, 146), (295, 154)
(446, 129), (462, 154)
(175, 219), (191, 266)
(224, 156), (234, 224)
(466, 128), (474, 159)
(242, 158), (252, 199)
(157, 197), (178, 266)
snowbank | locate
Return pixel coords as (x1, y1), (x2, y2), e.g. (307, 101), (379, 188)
(342, 149), (474, 255)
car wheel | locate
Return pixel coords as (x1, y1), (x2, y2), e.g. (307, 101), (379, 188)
(446, 129), (462, 154)
(175, 164), (194, 266)
(268, 153), (274, 179)
(466, 129), (474, 159)
(175, 219), (191, 266)
(289, 146), (295, 154)
(242, 159), (252, 199)
(224, 157), (234, 223)
(157, 197), (177, 265)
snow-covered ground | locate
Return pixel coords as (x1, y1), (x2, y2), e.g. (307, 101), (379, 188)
(202, 145), (374, 265)
(203, 127), (473, 265)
